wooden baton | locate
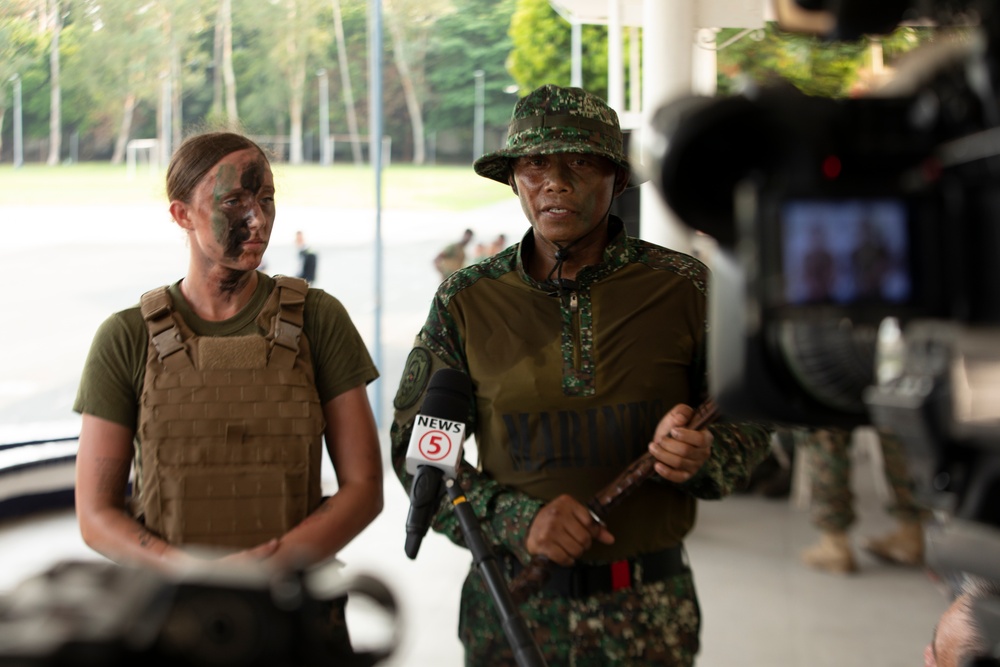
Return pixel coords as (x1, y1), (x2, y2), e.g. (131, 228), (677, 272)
(507, 399), (720, 604)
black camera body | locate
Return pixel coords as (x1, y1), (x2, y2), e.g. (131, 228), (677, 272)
(689, 87), (958, 429)
(641, 0), (1000, 619)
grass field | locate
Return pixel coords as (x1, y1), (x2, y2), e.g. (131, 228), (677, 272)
(0, 162), (512, 210)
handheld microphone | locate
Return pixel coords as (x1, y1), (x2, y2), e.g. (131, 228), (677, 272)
(403, 367), (473, 560)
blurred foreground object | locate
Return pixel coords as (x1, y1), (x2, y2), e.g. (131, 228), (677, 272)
(635, 2), (1000, 661)
(0, 559), (399, 667)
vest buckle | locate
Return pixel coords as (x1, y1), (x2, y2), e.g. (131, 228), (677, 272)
(151, 327), (186, 361)
(272, 318), (302, 352)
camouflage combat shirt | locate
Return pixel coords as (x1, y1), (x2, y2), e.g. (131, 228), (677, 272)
(391, 217), (772, 564)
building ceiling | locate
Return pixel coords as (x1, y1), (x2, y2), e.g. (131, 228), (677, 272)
(550, 0), (645, 27)
(551, 0), (772, 29)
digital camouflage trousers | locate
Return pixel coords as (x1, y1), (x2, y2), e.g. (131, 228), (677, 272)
(795, 428), (926, 532)
(458, 563), (700, 666)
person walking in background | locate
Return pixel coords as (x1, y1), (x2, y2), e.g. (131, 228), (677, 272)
(471, 241), (490, 264)
(797, 426), (928, 573)
(391, 84), (772, 666)
(488, 233), (507, 256)
(295, 230), (318, 284)
(433, 228), (473, 279)
(73, 131), (383, 655)
(472, 234), (509, 264)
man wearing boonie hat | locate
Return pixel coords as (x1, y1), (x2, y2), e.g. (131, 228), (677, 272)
(390, 84), (771, 666)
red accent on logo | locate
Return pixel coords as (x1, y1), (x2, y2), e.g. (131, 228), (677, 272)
(418, 430), (453, 462)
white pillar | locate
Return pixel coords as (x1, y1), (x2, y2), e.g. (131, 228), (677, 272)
(11, 75), (22, 168)
(607, 0), (624, 113)
(473, 69), (485, 161)
(692, 28), (719, 96)
(629, 26), (641, 113)
(160, 74), (172, 167)
(318, 69), (331, 165)
(572, 20), (583, 87)
(639, 0), (696, 250)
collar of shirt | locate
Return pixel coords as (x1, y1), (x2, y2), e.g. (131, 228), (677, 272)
(514, 215), (631, 292)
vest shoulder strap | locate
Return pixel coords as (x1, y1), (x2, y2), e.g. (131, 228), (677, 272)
(140, 286), (193, 370)
(266, 275), (309, 369)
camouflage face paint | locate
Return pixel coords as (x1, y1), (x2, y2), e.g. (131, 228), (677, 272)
(218, 268), (246, 295)
(210, 158), (271, 260)
(210, 163), (247, 259)
(242, 158), (265, 193)
(204, 155), (273, 295)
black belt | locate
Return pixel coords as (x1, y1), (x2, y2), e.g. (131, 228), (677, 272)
(506, 545), (688, 600)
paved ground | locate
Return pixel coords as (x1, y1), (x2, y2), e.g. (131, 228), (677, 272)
(0, 197), (951, 665)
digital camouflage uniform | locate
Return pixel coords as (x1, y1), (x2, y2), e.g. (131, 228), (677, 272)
(391, 220), (771, 665)
(392, 84), (771, 666)
(794, 427), (926, 533)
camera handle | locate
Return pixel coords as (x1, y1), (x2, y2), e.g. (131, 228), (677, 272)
(444, 478), (548, 667)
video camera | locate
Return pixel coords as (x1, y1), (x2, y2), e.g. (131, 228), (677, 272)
(636, 0), (1000, 653)
(0, 559), (399, 666)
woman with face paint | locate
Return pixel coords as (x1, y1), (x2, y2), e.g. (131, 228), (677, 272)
(73, 132), (383, 654)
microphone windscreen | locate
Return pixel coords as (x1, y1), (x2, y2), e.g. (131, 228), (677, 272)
(420, 368), (473, 423)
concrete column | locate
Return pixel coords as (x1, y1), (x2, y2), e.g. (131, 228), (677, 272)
(572, 20), (583, 87)
(607, 0), (624, 113)
(693, 28), (719, 96)
(318, 69), (331, 165)
(629, 26), (641, 113)
(639, 0), (696, 250)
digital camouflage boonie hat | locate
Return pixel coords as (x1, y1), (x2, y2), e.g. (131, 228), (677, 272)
(473, 84), (643, 187)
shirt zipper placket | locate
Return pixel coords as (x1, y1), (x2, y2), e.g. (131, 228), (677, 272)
(569, 290), (581, 369)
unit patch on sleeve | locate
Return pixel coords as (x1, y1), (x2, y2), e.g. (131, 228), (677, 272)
(393, 347), (432, 410)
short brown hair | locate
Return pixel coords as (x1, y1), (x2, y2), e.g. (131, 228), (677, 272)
(166, 132), (268, 203)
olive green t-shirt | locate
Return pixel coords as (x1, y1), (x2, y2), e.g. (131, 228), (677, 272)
(74, 273), (378, 434)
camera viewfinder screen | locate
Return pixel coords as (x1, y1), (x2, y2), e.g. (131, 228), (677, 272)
(780, 198), (912, 306)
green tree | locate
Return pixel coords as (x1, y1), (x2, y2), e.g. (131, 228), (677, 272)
(230, 3), (292, 140)
(321, 0), (369, 158)
(0, 8), (45, 159)
(164, 0), (212, 152)
(716, 23), (937, 98)
(331, 0), (363, 164)
(384, 0), (454, 164)
(46, 0), (62, 165)
(211, 0), (238, 128)
(64, 0), (172, 162)
(507, 0), (608, 98)
(229, 0), (334, 163)
(0, 1), (959, 167)
(275, 0), (331, 164)
(423, 0), (517, 158)
(1, 16), (54, 155)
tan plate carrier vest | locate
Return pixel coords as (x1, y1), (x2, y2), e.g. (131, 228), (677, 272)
(136, 276), (325, 550)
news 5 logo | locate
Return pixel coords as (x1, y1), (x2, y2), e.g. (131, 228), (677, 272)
(406, 415), (465, 475)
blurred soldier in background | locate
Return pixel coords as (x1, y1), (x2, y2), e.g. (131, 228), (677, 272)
(798, 427), (927, 573)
